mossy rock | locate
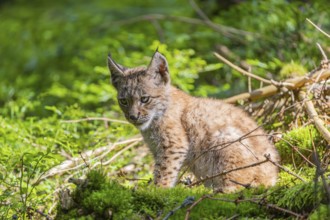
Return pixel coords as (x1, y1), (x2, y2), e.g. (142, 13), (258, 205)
(56, 170), (268, 219)
(56, 170), (330, 219)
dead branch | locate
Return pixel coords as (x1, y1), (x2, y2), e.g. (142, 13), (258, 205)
(310, 132), (330, 202)
(299, 91), (330, 145)
(113, 14), (253, 39)
(263, 203), (305, 219)
(223, 65), (330, 104)
(188, 155), (270, 187)
(61, 117), (129, 124)
(179, 129), (271, 181)
(92, 141), (140, 168)
(264, 154), (307, 182)
(316, 43), (328, 61)
(36, 137), (143, 183)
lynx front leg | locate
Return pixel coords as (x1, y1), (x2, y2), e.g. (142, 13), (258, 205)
(153, 148), (188, 187)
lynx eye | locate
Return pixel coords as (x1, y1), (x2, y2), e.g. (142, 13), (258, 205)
(118, 98), (128, 106)
(140, 96), (150, 104)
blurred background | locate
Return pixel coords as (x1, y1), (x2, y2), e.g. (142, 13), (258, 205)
(1, 0), (329, 117)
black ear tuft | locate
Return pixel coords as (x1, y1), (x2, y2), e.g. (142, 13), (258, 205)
(148, 51), (170, 84)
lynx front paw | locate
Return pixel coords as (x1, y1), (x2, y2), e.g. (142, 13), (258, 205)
(156, 180), (173, 188)
(154, 169), (177, 187)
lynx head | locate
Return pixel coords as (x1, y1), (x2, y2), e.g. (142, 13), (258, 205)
(108, 51), (171, 131)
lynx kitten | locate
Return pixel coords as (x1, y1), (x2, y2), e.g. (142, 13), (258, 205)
(107, 51), (279, 193)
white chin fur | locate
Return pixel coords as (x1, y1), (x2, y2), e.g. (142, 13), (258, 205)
(138, 119), (152, 131)
(138, 113), (154, 131)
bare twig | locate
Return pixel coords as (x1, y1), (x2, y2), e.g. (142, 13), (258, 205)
(93, 141), (140, 167)
(184, 194), (211, 220)
(264, 154), (307, 182)
(281, 138), (316, 167)
(214, 52), (274, 85)
(265, 203), (305, 219)
(188, 156), (270, 187)
(316, 43), (328, 61)
(310, 131), (330, 202)
(179, 126), (270, 180)
(163, 196), (195, 220)
(27, 206), (53, 220)
(306, 18), (330, 38)
(113, 14), (254, 39)
(38, 137), (143, 182)
(189, 0), (211, 22)
(61, 117), (129, 124)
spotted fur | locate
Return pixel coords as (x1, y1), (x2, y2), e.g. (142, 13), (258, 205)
(108, 51), (280, 192)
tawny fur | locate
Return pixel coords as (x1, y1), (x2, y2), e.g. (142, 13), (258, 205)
(108, 51), (280, 193)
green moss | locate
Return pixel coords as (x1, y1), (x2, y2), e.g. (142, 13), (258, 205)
(85, 169), (107, 191)
(132, 186), (208, 218)
(275, 125), (324, 165)
(277, 166), (316, 186)
(268, 181), (328, 213)
(309, 204), (330, 220)
(56, 169), (330, 219)
(81, 182), (133, 218)
(78, 171), (134, 219)
(279, 62), (307, 79)
(56, 170), (273, 219)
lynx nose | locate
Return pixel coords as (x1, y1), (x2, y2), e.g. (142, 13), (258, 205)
(129, 114), (139, 121)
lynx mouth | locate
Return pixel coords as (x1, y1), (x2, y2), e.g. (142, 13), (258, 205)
(135, 114), (155, 131)
(129, 117), (148, 125)
(133, 121), (145, 126)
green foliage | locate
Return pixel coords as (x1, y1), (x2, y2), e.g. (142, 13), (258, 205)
(218, 0), (329, 61)
(149, 41), (223, 93)
(1, 0), (329, 105)
(0, 146), (56, 219)
(0, 104), (137, 219)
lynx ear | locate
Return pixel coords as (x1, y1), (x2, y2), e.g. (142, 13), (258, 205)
(107, 53), (126, 87)
(148, 51), (170, 85)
